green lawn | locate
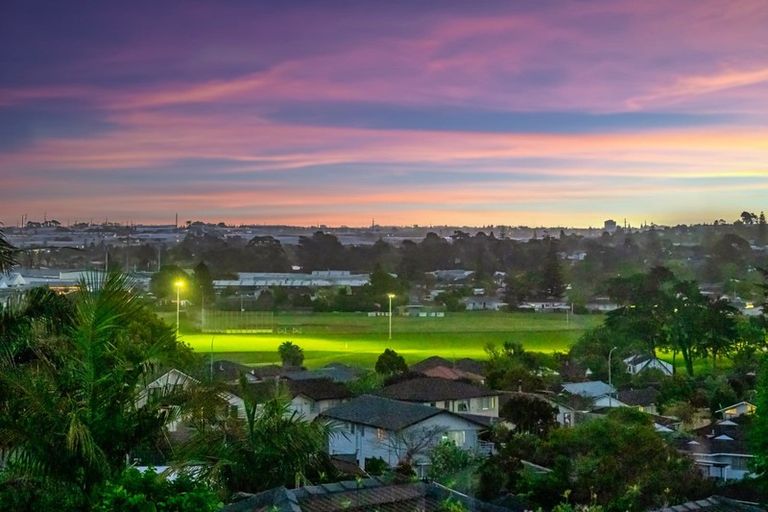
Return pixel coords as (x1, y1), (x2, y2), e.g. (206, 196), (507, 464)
(176, 311), (602, 368)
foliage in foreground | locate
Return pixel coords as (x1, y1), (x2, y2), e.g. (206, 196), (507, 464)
(0, 273), (195, 509)
(175, 390), (336, 496)
(93, 468), (221, 512)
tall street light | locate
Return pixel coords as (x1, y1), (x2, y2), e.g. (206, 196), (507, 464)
(608, 346), (618, 407)
(174, 279), (185, 337)
(387, 293), (396, 340)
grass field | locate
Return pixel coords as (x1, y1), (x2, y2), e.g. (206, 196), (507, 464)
(174, 311), (603, 368)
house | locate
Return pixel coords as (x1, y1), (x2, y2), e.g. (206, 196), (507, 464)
(284, 379), (352, 421)
(518, 301), (570, 313)
(716, 401), (756, 419)
(410, 356), (486, 384)
(282, 363), (363, 384)
(681, 417), (755, 481)
(378, 377), (500, 417)
(649, 496), (765, 512)
(208, 360), (277, 384)
(560, 381), (630, 411)
(220, 477), (519, 512)
(623, 354), (673, 376)
(320, 395), (491, 468)
(561, 381), (616, 399)
(617, 387), (660, 415)
(411, 356), (486, 375)
(138, 369), (246, 433)
(463, 295), (508, 311)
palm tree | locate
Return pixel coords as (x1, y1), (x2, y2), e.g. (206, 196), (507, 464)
(176, 378), (335, 496)
(0, 272), (192, 507)
(278, 340), (304, 367)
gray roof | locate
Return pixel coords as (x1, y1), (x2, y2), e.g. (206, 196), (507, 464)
(561, 381), (615, 398)
(320, 395), (443, 431)
(379, 377), (498, 402)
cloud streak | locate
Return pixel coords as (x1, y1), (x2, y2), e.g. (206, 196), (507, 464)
(1, 0), (768, 226)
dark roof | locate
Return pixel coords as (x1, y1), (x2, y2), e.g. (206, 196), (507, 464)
(649, 496), (765, 512)
(379, 377), (498, 402)
(283, 366), (360, 383)
(209, 360), (256, 382)
(410, 356), (453, 372)
(320, 395), (443, 431)
(286, 379), (352, 401)
(410, 356), (485, 376)
(682, 416), (753, 456)
(617, 387), (659, 407)
(221, 478), (520, 512)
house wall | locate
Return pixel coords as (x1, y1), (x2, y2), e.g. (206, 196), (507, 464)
(291, 396), (347, 421)
(721, 403), (756, 419)
(421, 396), (498, 417)
(328, 412), (483, 468)
(695, 454), (753, 481)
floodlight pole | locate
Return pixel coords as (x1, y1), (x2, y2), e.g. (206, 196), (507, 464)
(387, 293), (395, 340)
(176, 285), (181, 337)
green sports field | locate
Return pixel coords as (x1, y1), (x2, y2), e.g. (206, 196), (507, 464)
(177, 311), (602, 368)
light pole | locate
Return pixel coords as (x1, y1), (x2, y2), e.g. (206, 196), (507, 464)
(608, 346), (618, 407)
(174, 280), (185, 337)
(387, 293), (396, 340)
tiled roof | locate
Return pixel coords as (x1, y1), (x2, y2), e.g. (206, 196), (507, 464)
(649, 495), (765, 511)
(420, 365), (484, 382)
(379, 377), (498, 402)
(221, 478), (520, 512)
(410, 356), (485, 376)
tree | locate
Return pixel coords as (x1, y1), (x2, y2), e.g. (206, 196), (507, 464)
(375, 348), (408, 376)
(499, 393), (558, 436)
(750, 356), (768, 492)
(0, 273), (193, 508)
(150, 265), (190, 301)
(539, 239), (565, 299)
(192, 261), (215, 305)
(176, 392), (334, 495)
(522, 409), (710, 511)
(278, 341), (304, 367)
(428, 441), (476, 485)
(759, 212), (767, 246)
(740, 211), (757, 225)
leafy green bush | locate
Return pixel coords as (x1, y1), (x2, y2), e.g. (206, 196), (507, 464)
(93, 468), (222, 512)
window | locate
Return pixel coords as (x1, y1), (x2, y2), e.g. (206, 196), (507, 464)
(376, 428), (388, 441)
(563, 413), (572, 426)
(456, 400), (469, 412)
(445, 431), (466, 446)
(480, 396), (495, 410)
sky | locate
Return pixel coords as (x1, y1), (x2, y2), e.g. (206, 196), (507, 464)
(1, 0), (767, 228)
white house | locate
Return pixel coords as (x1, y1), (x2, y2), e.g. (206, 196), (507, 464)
(683, 418), (754, 481)
(623, 354), (673, 376)
(138, 369), (245, 432)
(321, 395), (491, 469)
(283, 378), (352, 421)
(716, 401), (756, 420)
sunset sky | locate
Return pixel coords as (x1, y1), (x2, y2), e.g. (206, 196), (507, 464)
(1, 1), (767, 227)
